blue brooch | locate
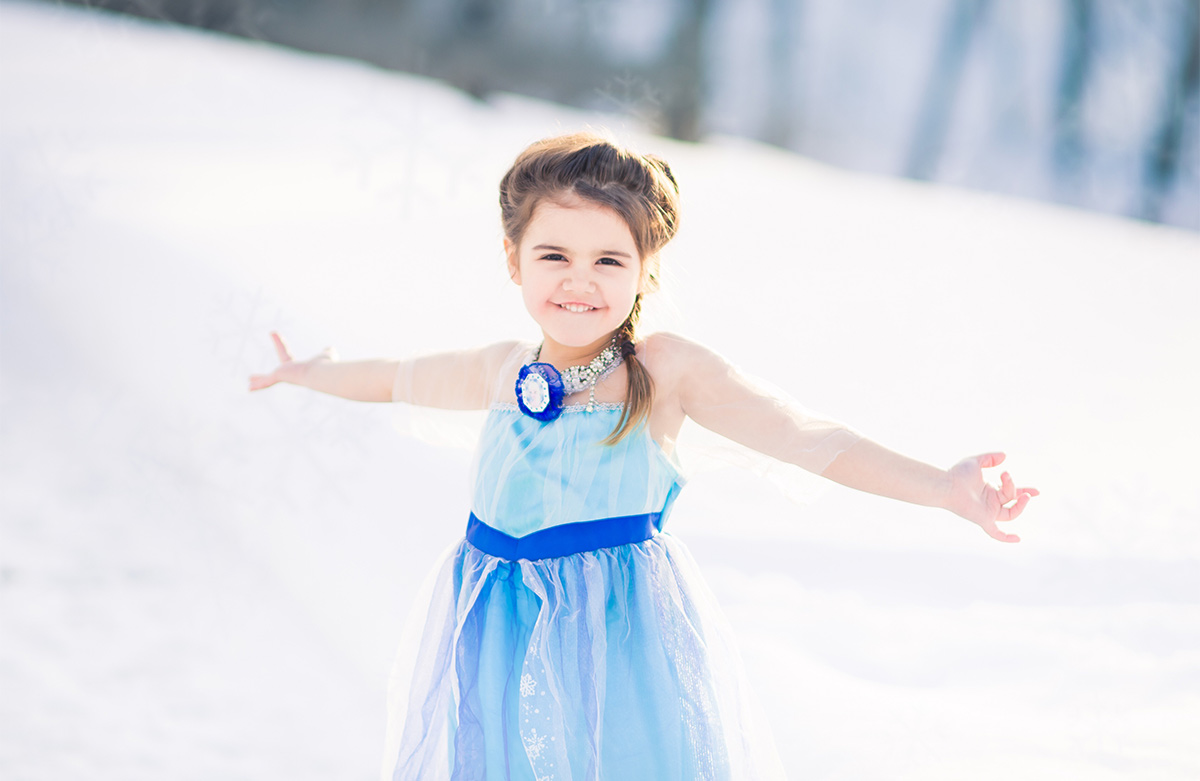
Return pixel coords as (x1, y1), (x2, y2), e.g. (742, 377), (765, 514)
(515, 340), (625, 421)
(515, 362), (566, 421)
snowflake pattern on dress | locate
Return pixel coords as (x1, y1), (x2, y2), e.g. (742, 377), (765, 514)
(523, 728), (547, 760)
(518, 633), (565, 781)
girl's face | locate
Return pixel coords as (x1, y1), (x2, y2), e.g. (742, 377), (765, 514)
(506, 195), (643, 353)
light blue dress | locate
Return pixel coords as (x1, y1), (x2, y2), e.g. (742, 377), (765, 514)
(383, 403), (785, 781)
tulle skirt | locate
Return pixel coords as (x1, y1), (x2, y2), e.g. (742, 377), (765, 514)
(381, 533), (786, 781)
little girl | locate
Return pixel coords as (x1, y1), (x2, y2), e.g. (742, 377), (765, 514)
(250, 132), (1036, 780)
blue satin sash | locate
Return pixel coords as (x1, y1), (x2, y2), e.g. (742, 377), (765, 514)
(466, 512), (662, 561)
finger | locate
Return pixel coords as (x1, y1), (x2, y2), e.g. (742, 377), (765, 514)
(975, 452), (1006, 469)
(271, 331), (294, 363)
(999, 492), (1032, 521)
(248, 373), (276, 391)
(997, 489), (1038, 521)
(980, 519), (1020, 543)
(999, 471), (1016, 503)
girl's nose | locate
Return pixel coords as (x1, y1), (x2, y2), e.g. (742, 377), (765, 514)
(562, 269), (595, 292)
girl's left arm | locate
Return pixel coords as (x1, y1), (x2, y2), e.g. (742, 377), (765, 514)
(819, 442), (1037, 543)
(663, 334), (1037, 542)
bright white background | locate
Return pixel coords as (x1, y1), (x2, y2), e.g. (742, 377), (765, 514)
(2, 1), (1198, 778)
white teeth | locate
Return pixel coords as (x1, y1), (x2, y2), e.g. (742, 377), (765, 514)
(559, 304), (594, 313)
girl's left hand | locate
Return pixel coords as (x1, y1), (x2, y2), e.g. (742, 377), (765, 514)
(945, 452), (1039, 543)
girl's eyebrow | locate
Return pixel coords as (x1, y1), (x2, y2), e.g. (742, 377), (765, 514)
(532, 243), (632, 258)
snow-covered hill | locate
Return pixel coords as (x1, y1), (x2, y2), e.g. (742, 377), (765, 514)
(2, 1), (1198, 778)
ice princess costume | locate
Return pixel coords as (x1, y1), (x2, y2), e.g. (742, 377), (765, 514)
(382, 340), (858, 781)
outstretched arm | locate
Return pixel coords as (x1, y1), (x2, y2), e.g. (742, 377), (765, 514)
(249, 332), (397, 402)
(665, 334), (1037, 542)
(249, 332), (520, 409)
(820, 443), (1038, 543)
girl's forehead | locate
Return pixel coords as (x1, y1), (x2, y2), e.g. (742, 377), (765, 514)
(526, 197), (638, 250)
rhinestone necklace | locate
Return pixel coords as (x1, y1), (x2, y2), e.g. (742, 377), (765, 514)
(515, 339), (623, 421)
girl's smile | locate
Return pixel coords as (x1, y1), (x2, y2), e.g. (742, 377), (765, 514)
(555, 302), (597, 313)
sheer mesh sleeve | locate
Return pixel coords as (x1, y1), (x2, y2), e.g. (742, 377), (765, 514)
(390, 341), (528, 450)
(643, 333), (862, 501)
(391, 341), (526, 409)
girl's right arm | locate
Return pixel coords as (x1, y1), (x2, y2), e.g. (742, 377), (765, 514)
(248, 332), (397, 402)
(249, 332), (520, 409)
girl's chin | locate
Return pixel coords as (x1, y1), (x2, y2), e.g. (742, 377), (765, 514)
(527, 305), (632, 349)
(537, 324), (623, 350)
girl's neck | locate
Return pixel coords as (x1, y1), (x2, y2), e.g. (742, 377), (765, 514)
(537, 333), (617, 369)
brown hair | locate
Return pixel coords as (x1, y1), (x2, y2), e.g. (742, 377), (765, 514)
(499, 131), (681, 444)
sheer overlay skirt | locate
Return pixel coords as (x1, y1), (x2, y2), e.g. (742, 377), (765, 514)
(381, 534), (786, 781)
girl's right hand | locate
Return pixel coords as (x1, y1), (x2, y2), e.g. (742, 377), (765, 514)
(248, 331), (337, 391)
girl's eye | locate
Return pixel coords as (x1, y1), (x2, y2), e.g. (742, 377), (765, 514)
(541, 253), (567, 261)
(597, 257), (623, 267)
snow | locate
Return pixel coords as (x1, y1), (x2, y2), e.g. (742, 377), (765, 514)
(2, 1), (1198, 778)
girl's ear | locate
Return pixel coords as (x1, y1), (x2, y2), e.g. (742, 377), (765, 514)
(638, 254), (659, 296)
(504, 238), (521, 285)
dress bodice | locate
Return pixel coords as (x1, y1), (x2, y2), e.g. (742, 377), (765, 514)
(470, 404), (684, 538)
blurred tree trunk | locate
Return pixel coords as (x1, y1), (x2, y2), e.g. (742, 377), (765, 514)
(424, 0), (501, 99)
(61, 0), (268, 37)
(660, 0), (714, 142)
(905, 0), (991, 180)
(762, 0), (800, 148)
(1053, 0), (1093, 181)
(1138, 0), (1199, 221)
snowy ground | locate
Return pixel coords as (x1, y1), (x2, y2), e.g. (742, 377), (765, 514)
(2, 2), (1199, 779)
